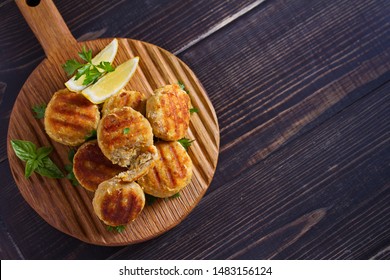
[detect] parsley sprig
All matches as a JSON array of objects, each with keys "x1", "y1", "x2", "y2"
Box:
[
  {"x1": 106, "y1": 225, "x2": 126, "y2": 233},
  {"x1": 62, "y1": 46, "x2": 115, "y2": 86},
  {"x1": 11, "y1": 140, "x2": 64, "y2": 179},
  {"x1": 178, "y1": 138, "x2": 195, "y2": 151},
  {"x1": 32, "y1": 104, "x2": 46, "y2": 119}
]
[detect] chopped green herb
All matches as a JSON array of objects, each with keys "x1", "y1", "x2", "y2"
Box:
[
  {"x1": 123, "y1": 127, "x2": 130, "y2": 134},
  {"x1": 10, "y1": 140, "x2": 64, "y2": 179},
  {"x1": 85, "y1": 129, "x2": 97, "y2": 141},
  {"x1": 145, "y1": 193, "x2": 158, "y2": 205},
  {"x1": 106, "y1": 225, "x2": 126, "y2": 233},
  {"x1": 190, "y1": 107, "x2": 199, "y2": 114},
  {"x1": 170, "y1": 192, "x2": 181, "y2": 198},
  {"x1": 65, "y1": 149, "x2": 79, "y2": 187},
  {"x1": 32, "y1": 104, "x2": 46, "y2": 119},
  {"x1": 62, "y1": 46, "x2": 115, "y2": 86},
  {"x1": 178, "y1": 80, "x2": 189, "y2": 94},
  {"x1": 177, "y1": 138, "x2": 195, "y2": 151},
  {"x1": 164, "y1": 192, "x2": 181, "y2": 201}
]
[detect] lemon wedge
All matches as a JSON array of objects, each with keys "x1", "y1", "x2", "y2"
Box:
[
  {"x1": 65, "y1": 38, "x2": 119, "y2": 92},
  {"x1": 81, "y1": 57, "x2": 139, "y2": 104}
]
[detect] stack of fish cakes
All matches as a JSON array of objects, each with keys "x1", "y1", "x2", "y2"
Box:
[{"x1": 44, "y1": 84, "x2": 194, "y2": 227}]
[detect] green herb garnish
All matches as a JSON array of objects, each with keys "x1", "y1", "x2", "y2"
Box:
[
  {"x1": 84, "y1": 129, "x2": 97, "y2": 141},
  {"x1": 178, "y1": 80, "x2": 189, "y2": 94},
  {"x1": 165, "y1": 192, "x2": 181, "y2": 201},
  {"x1": 177, "y1": 138, "x2": 195, "y2": 151},
  {"x1": 106, "y1": 225, "x2": 126, "y2": 233},
  {"x1": 145, "y1": 193, "x2": 157, "y2": 205},
  {"x1": 32, "y1": 104, "x2": 46, "y2": 119},
  {"x1": 65, "y1": 149, "x2": 79, "y2": 187},
  {"x1": 190, "y1": 107, "x2": 199, "y2": 114},
  {"x1": 123, "y1": 127, "x2": 130, "y2": 134},
  {"x1": 170, "y1": 192, "x2": 181, "y2": 198},
  {"x1": 11, "y1": 140, "x2": 64, "y2": 178},
  {"x1": 62, "y1": 46, "x2": 115, "y2": 86}
]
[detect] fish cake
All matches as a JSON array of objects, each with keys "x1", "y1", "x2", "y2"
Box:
[
  {"x1": 93, "y1": 179, "x2": 145, "y2": 226},
  {"x1": 73, "y1": 140, "x2": 127, "y2": 191},
  {"x1": 137, "y1": 141, "x2": 193, "y2": 198},
  {"x1": 102, "y1": 90, "x2": 146, "y2": 116},
  {"x1": 146, "y1": 84, "x2": 191, "y2": 141},
  {"x1": 97, "y1": 106, "x2": 154, "y2": 167},
  {"x1": 116, "y1": 145, "x2": 158, "y2": 183},
  {"x1": 45, "y1": 89, "x2": 100, "y2": 146}
]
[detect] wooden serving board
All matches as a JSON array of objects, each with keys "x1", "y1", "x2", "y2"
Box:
[{"x1": 6, "y1": 0, "x2": 219, "y2": 246}]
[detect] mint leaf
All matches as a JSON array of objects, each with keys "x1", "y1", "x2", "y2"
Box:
[
  {"x1": 35, "y1": 157, "x2": 64, "y2": 179},
  {"x1": 32, "y1": 104, "x2": 46, "y2": 119},
  {"x1": 11, "y1": 140, "x2": 37, "y2": 161}
]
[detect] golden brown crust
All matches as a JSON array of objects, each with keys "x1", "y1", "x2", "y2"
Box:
[
  {"x1": 44, "y1": 89, "x2": 100, "y2": 146},
  {"x1": 146, "y1": 84, "x2": 191, "y2": 141},
  {"x1": 116, "y1": 145, "x2": 158, "y2": 183},
  {"x1": 93, "y1": 179, "x2": 145, "y2": 226},
  {"x1": 102, "y1": 90, "x2": 146, "y2": 116},
  {"x1": 73, "y1": 141, "x2": 127, "y2": 191},
  {"x1": 97, "y1": 107, "x2": 154, "y2": 167},
  {"x1": 137, "y1": 141, "x2": 193, "y2": 198}
]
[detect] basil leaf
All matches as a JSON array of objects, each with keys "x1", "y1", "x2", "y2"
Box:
[
  {"x1": 36, "y1": 146, "x2": 53, "y2": 160},
  {"x1": 11, "y1": 140, "x2": 37, "y2": 161},
  {"x1": 25, "y1": 159, "x2": 38, "y2": 178},
  {"x1": 35, "y1": 157, "x2": 64, "y2": 179}
]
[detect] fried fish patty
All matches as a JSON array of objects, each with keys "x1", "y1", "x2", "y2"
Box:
[
  {"x1": 73, "y1": 141, "x2": 127, "y2": 191},
  {"x1": 115, "y1": 145, "x2": 158, "y2": 183},
  {"x1": 97, "y1": 106, "x2": 154, "y2": 167},
  {"x1": 146, "y1": 84, "x2": 191, "y2": 141},
  {"x1": 93, "y1": 179, "x2": 145, "y2": 226},
  {"x1": 102, "y1": 90, "x2": 147, "y2": 116},
  {"x1": 45, "y1": 89, "x2": 100, "y2": 146},
  {"x1": 137, "y1": 141, "x2": 193, "y2": 198}
]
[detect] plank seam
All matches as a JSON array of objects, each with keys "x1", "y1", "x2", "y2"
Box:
[{"x1": 173, "y1": 0, "x2": 267, "y2": 55}]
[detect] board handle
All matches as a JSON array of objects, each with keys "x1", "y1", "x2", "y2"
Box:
[{"x1": 16, "y1": 0, "x2": 77, "y2": 57}]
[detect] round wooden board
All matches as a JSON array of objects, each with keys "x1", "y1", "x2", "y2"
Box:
[{"x1": 7, "y1": 37, "x2": 219, "y2": 246}]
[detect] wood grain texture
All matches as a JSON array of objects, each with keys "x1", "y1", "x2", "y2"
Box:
[
  {"x1": 0, "y1": 0, "x2": 389, "y2": 259},
  {"x1": 111, "y1": 82, "x2": 390, "y2": 259},
  {"x1": 6, "y1": 0, "x2": 219, "y2": 246},
  {"x1": 182, "y1": 0, "x2": 390, "y2": 191}
]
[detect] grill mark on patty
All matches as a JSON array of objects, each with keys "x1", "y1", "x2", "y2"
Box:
[
  {"x1": 56, "y1": 92, "x2": 93, "y2": 108},
  {"x1": 50, "y1": 105, "x2": 97, "y2": 122},
  {"x1": 47, "y1": 117, "x2": 87, "y2": 131},
  {"x1": 169, "y1": 143, "x2": 185, "y2": 179},
  {"x1": 74, "y1": 142, "x2": 127, "y2": 191},
  {"x1": 101, "y1": 189, "x2": 142, "y2": 225},
  {"x1": 158, "y1": 143, "x2": 176, "y2": 186}
]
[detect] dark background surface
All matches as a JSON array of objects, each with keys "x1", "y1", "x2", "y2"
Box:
[{"x1": 0, "y1": 0, "x2": 389, "y2": 259}]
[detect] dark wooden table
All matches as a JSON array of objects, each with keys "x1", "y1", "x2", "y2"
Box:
[{"x1": 0, "y1": 0, "x2": 389, "y2": 260}]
